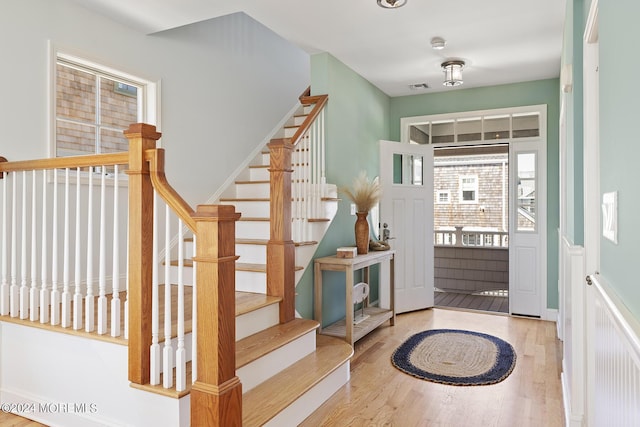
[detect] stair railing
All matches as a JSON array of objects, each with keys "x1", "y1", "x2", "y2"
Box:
[
  {"x1": 0, "y1": 153, "x2": 129, "y2": 334},
  {"x1": 124, "y1": 124, "x2": 241, "y2": 426},
  {"x1": 268, "y1": 89, "x2": 328, "y2": 323},
  {"x1": 0, "y1": 124, "x2": 242, "y2": 426}
]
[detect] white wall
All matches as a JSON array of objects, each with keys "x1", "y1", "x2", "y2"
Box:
[{"x1": 0, "y1": 0, "x2": 310, "y2": 206}]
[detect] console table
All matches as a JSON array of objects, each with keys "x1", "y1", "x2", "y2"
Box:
[{"x1": 314, "y1": 250, "x2": 395, "y2": 345}]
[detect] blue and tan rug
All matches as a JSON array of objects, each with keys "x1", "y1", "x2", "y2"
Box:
[{"x1": 391, "y1": 329, "x2": 516, "y2": 386}]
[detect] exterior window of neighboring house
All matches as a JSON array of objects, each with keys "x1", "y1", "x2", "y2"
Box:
[
  {"x1": 53, "y1": 53, "x2": 157, "y2": 159},
  {"x1": 436, "y1": 190, "x2": 450, "y2": 204},
  {"x1": 459, "y1": 175, "x2": 478, "y2": 203}
]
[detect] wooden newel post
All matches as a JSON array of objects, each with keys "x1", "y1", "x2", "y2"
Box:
[
  {"x1": 191, "y1": 205, "x2": 242, "y2": 427},
  {"x1": 267, "y1": 138, "x2": 296, "y2": 324},
  {"x1": 124, "y1": 123, "x2": 161, "y2": 384}
]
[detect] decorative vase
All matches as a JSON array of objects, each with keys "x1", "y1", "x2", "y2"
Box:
[{"x1": 355, "y1": 211, "x2": 370, "y2": 255}]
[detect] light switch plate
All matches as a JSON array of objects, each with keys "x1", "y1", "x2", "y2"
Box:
[
  {"x1": 602, "y1": 191, "x2": 618, "y2": 244},
  {"x1": 350, "y1": 203, "x2": 356, "y2": 215}
]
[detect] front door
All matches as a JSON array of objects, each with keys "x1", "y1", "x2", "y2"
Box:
[{"x1": 379, "y1": 140, "x2": 434, "y2": 313}]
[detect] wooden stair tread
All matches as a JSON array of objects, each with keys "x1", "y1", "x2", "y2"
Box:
[
  {"x1": 242, "y1": 335, "x2": 353, "y2": 427},
  {"x1": 237, "y1": 263, "x2": 304, "y2": 272},
  {"x1": 236, "y1": 180, "x2": 269, "y2": 185},
  {"x1": 248, "y1": 165, "x2": 269, "y2": 169},
  {"x1": 235, "y1": 291, "x2": 282, "y2": 316},
  {"x1": 236, "y1": 318, "x2": 319, "y2": 368},
  {"x1": 220, "y1": 197, "x2": 269, "y2": 202},
  {"x1": 238, "y1": 217, "x2": 269, "y2": 222}
]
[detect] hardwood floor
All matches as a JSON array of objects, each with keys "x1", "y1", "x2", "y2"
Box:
[
  {"x1": 301, "y1": 307, "x2": 564, "y2": 427},
  {"x1": 1, "y1": 307, "x2": 563, "y2": 427}
]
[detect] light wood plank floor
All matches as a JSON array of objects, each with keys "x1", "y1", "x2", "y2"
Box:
[
  {"x1": 435, "y1": 290, "x2": 509, "y2": 314},
  {"x1": 1, "y1": 308, "x2": 563, "y2": 427},
  {"x1": 301, "y1": 308, "x2": 563, "y2": 427}
]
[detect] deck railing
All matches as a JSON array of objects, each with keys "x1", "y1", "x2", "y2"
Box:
[
  {"x1": 434, "y1": 226, "x2": 509, "y2": 248},
  {"x1": 0, "y1": 124, "x2": 242, "y2": 426}
]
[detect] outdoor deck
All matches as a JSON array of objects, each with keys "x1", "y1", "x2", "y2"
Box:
[{"x1": 434, "y1": 289, "x2": 509, "y2": 314}]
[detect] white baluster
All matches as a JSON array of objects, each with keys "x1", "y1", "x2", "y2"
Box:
[
  {"x1": 85, "y1": 168, "x2": 94, "y2": 332},
  {"x1": 191, "y1": 235, "x2": 197, "y2": 385},
  {"x1": 1, "y1": 170, "x2": 9, "y2": 315},
  {"x1": 73, "y1": 168, "x2": 82, "y2": 330},
  {"x1": 150, "y1": 192, "x2": 160, "y2": 385},
  {"x1": 111, "y1": 165, "x2": 121, "y2": 337},
  {"x1": 50, "y1": 169, "x2": 60, "y2": 325},
  {"x1": 124, "y1": 211, "x2": 129, "y2": 340},
  {"x1": 163, "y1": 205, "x2": 173, "y2": 389},
  {"x1": 9, "y1": 171, "x2": 17, "y2": 317},
  {"x1": 29, "y1": 170, "x2": 39, "y2": 321},
  {"x1": 61, "y1": 168, "x2": 71, "y2": 327},
  {"x1": 305, "y1": 132, "x2": 311, "y2": 242},
  {"x1": 40, "y1": 170, "x2": 49, "y2": 323},
  {"x1": 320, "y1": 109, "x2": 326, "y2": 197},
  {"x1": 97, "y1": 169, "x2": 107, "y2": 334},
  {"x1": 176, "y1": 220, "x2": 186, "y2": 392},
  {"x1": 20, "y1": 171, "x2": 28, "y2": 319}
]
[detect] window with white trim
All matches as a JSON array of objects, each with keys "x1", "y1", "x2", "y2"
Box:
[
  {"x1": 436, "y1": 190, "x2": 450, "y2": 204},
  {"x1": 53, "y1": 53, "x2": 156, "y2": 158},
  {"x1": 459, "y1": 175, "x2": 478, "y2": 203}
]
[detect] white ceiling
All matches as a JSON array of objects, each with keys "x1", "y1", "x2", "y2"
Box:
[{"x1": 75, "y1": 0, "x2": 567, "y2": 97}]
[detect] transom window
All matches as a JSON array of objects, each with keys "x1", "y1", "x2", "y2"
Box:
[{"x1": 53, "y1": 53, "x2": 156, "y2": 158}]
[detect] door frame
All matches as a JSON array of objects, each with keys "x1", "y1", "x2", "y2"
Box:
[{"x1": 400, "y1": 105, "x2": 549, "y2": 319}]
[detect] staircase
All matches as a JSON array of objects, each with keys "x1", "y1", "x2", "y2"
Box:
[
  {"x1": 163, "y1": 99, "x2": 349, "y2": 425},
  {"x1": 0, "y1": 92, "x2": 352, "y2": 426}
]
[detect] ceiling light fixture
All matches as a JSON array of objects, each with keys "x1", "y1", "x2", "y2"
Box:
[
  {"x1": 431, "y1": 37, "x2": 446, "y2": 50},
  {"x1": 441, "y1": 60, "x2": 465, "y2": 87},
  {"x1": 377, "y1": 0, "x2": 407, "y2": 9}
]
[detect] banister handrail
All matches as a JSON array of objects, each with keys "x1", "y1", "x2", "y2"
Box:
[
  {"x1": 289, "y1": 93, "x2": 328, "y2": 147},
  {"x1": 0, "y1": 152, "x2": 129, "y2": 174},
  {"x1": 144, "y1": 148, "x2": 196, "y2": 232}
]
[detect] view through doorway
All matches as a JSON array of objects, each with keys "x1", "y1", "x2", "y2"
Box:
[{"x1": 431, "y1": 144, "x2": 510, "y2": 314}]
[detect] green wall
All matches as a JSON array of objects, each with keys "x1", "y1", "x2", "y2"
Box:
[
  {"x1": 389, "y1": 79, "x2": 560, "y2": 310},
  {"x1": 301, "y1": 54, "x2": 561, "y2": 321},
  {"x1": 295, "y1": 53, "x2": 391, "y2": 322},
  {"x1": 598, "y1": 0, "x2": 640, "y2": 318}
]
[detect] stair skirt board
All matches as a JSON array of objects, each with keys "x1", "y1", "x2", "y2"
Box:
[
  {"x1": 238, "y1": 331, "x2": 316, "y2": 393},
  {"x1": 236, "y1": 302, "x2": 280, "y2": 341},
  {"x1": 0, "y1": 322, "x2": 189, "y2": 427}
]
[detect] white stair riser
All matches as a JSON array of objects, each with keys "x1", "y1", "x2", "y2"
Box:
[
  {"x1": 236, "y1": 244, "x2": 267, "y2": 265},
  {"x1": 236, "y1": 302, "x2": 279, "y2": 341},
  {"x1": 236, "y1": 182, "x2": 270, "y2": 198},
  {"x1": 250, "y1": 167, "x2": 270, "y2": 181},
  {"x1": 264, "y1": 360, "x2": 351, "y2": 427},
  {"x1": 237, "y1": 221, "x2": 270, "y2": 240},
  {"x1": 220, "y1": 200, "x2": 270, "y2": 218},
  {"x1": 260, "y1": 153, "x2": 271, "y2": 165},
  {"x1": 235, "y1": 270, "x2": 266, "y2": 294},
  {"x1": 238, "y1": 332, "x2": 316, "y2": 393},
  {"x1": 293, "y1": 115, "x2": 307, "y2": 126},
  {"x1": 284, "y1": 127, "x2": 298, "y2": 138}
]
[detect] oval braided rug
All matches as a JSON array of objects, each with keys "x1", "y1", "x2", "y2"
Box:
[{"x1": 391, "y1": 329, "x2": 516, "y2": 386}]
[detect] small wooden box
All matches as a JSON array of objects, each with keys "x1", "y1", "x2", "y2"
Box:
[{"x1": 336, "y1": 247, "x2": 357, "y2": 258}]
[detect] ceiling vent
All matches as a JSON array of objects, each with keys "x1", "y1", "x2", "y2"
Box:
[{"x1": 409, "y1": 83, "x2": 430, "y2": 90}]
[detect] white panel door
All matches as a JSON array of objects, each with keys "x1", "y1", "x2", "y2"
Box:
[
  {"x1": 509, "y1": 140, "x2": 546, "y2": 317},
  {"x1": 379, "y1": 140, "x2": 434, "y2": 313}
]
